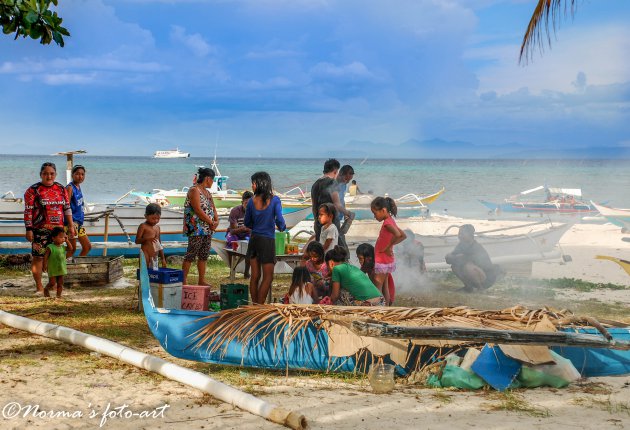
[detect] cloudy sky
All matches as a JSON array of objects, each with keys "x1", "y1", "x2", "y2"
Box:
[{"x1": 0, "y1": 0, "x2": 628, "y2": 157}]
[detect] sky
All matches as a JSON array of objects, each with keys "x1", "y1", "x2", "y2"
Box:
[{"x1": 0, "y1": 0, "x2": 629, "y2": 158}]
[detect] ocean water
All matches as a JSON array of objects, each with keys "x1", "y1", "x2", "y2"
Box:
[{"x1": 1, "y1": 155, "x2": 629, "y2": 219}]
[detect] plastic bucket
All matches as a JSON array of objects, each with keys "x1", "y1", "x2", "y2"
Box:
[{"x1": 368, "y1": 363, "x2": 395, "y2": 394}]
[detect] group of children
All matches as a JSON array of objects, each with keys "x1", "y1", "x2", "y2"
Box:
[{"x1": 287, "y1": 196, "x2": 407, "y2": 306}]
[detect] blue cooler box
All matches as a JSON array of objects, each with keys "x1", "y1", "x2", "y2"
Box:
[{"x1": 137, "y1": 268, "x2": 184, "y2": 284}]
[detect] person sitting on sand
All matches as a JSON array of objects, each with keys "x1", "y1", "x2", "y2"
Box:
[
  {"x1": 136, "y1": 203, "x2": 167, "y2": 270},
  {"x1": 445, "y1": 224, "x2": 500, "y2": 292}
]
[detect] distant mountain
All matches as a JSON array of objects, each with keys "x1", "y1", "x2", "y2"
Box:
[{"x1": 333, "y1": 138, "x2": 630, "y2": 159}]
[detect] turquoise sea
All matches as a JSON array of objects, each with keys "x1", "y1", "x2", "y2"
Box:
[{"x1": 1, "y1": 155, "x2": 629, "y2": 219}]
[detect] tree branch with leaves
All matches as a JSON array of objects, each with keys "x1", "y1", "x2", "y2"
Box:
[{"x1": 1, "y1": 0, "x2": 69, "y2": 47}]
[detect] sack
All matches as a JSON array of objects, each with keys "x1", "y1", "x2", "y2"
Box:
[{"x1": 428, "y1": 364, "x2": 485, "y2": 390}]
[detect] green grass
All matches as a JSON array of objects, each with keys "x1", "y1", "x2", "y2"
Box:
[{"x1": 485, "y1": 392, "x2": 550, "y2": 418}]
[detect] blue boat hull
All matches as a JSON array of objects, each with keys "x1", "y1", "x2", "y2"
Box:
[
  {"x1": 140, "y1": 257, "x2": 359, "y2": 372},
  {"x1": 140, "y1": 257, "x2": 630, "y2": 376}
]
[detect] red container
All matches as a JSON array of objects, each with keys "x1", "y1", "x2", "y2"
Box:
[{"x1": 181, "y1": 285, "x2": 211, "y2": 311}]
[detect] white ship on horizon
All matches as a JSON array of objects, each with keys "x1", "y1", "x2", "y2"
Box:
[{"x1": 153, "y1": 148, "x2": 190, "y2": 158}]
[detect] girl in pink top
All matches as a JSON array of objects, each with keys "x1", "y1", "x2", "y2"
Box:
[{"x1": 371, "y1": 197, "x2": 407, "y2": 305}]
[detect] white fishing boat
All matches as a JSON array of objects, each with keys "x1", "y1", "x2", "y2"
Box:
[
  {"x1": 0, "y1": 194, "x2": 312, "y2": 257},
  {"x1": 345, "y1": 219, "x2": 571, "y2": 267},
  {"x1": 591, "y1": 201, "x2": 630, "y2": 231},
  {"x1": 153, "y1": 148, "x2": 190, "y2": 158}
]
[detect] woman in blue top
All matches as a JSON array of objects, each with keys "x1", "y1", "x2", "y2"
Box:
[
  {"x1": 65, "y1": 165, "x2": 92, "y2": 257},
  {"x1": 244, "y1": 171, "x2": 286, "y2": 304}
]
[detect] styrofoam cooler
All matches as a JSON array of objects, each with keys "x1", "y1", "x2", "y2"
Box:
[
  {"x1": 181, "y1": 285, "x2": 212, "y2": 311},
  {"x1": 237, "y1": 240, "x2": 249, "y2": 254},
  {"x1": 150, "y1": 282, "x2": 182, "y2": 309}
]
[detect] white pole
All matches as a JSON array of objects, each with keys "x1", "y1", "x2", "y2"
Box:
[{"x1": 0, "y1": 310, "x2": 308, "y2": 430}]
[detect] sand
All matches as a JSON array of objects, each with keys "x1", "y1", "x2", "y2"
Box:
[{"x1": 1, "y1": 216, "x2": 629, "y2": 429}]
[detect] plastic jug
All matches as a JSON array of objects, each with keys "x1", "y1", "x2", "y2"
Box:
[{"x1": 275, "y1": 231, "x2": 286, "y2": 255}]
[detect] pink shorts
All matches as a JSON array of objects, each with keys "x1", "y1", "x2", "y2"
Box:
[{"x1": 374, "y1": 262, "x2": 396, "y2": 274}]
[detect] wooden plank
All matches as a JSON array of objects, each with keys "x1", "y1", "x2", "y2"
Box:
[{"x1": 350, "y1": 321, "x2": 630, "y2": 350}]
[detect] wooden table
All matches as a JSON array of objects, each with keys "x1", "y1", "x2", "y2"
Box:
[{"x1": 225, "y1": 249, "x2": 303, "y2": 302}]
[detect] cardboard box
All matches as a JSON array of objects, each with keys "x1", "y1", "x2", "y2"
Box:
[{"x1": 181, "y1": 285, "x2": 211, "y2": 311}]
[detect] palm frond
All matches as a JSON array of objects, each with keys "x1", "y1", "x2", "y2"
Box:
[
  {"x1": 189, "y1": 304, "x2": 621, "y2": 373},
  {"x1": 520, "y1": 0, "x2": 578, "y2": 64}
]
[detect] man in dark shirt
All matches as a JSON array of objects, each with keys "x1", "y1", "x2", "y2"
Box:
[
  {"x1": 445, "y1": 224, "x2": 500, "y2": 292},
  {"x1": 310, "y1": 159, "x2": 351, "y2": 250}
]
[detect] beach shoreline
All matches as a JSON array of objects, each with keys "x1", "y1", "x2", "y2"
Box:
[{"x1": 1, "y1": 215, "x2": 629, "y2": 429}]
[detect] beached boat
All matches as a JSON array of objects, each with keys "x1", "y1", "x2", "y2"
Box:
[
  {"x1": 153, "y1": 148, "x2": 190, "y2": 158},
  {"x1": 279, "y1": 187, "x2": 445, "y2": 221},
  {"x1": 591, "y1": 202, "x2": 630, "y2": 231},
  {"x1": 596, "y1": 256, "x2": 630, "y2": 278},
  {"x1": 346, "y1": 219, "x2": 571, "y2": 267},
  {"x1": 138, "y1": 257, "x2": 630, "y2": 377},
  {"x1": 480, "y1": 186, "x2": 597, "y2": 215},
  {"x1": 0, "y1": 202, "x2": 311, "y2": 257}
]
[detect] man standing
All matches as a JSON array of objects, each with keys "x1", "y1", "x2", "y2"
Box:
[
  {"x1": 445, "y1": 224, "x2": 501, "y2": 292},
  {"x1": 335, "y1": 165, "x2": 353, "y2": 219},
  {"x1": 311, "y1": 159, "x2": 353, "y2": 250}
]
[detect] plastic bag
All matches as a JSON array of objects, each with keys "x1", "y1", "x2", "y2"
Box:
[
  {"x1": 517, "y1": 351, "x2": 580, "y2": 388},
  {"x1": 428, "y1": 365, "x2": 486, "y2": 390}
]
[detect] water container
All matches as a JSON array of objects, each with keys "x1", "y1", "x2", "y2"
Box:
[
  {"x1": 275, "y1": 231, "x2": 286, "y2": 255},
  {"x1": 368, "y1": 363, "x2": 395, "y2": 394}
]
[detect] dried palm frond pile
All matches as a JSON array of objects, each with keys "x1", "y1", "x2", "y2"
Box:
[{"x1": 191, "y1": 304, "x2": 625, "y2": 373}]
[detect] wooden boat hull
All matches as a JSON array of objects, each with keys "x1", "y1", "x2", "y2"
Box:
[{"x1": 139, "y1": 258, "x2": 630, "y2": 377}]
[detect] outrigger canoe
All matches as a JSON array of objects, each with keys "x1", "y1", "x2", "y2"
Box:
[
  {"x1": 480, "y1": 186, "x2": 597, "y2": 215},
  {"x1": 139, "y1": 256, "x2": 630, "y2": 377}
]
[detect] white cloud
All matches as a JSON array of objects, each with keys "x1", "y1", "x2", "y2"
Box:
[
  {"x1": 467, "y1": 24, "x2": 630, "y2": 95},
  {"x1": 310, "y1": 61, "x2": 375, "y2": 80},
  {"x1": 170, "y1": 25, "x2": 215, "y2": 57},
  {"x1": 42, "y1": 73, "x2": 97, "y2": 85}
]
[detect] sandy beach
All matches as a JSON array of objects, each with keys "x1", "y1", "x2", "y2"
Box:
[{"x1": 1, "y1": 215, "x2": 629, "y2": 429}]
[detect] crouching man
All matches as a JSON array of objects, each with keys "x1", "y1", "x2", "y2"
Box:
[{"x1": 445, "y1": 224, "x2": 501, "y2": 292}]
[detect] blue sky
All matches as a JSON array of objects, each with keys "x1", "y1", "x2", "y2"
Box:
[{"x1": 0, "y1": 0, "x2": 628, "y2": 157}]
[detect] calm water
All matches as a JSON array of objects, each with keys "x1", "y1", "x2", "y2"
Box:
[{"x1": 1, "y1": 155, "x2": 629, "y2": 218}]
